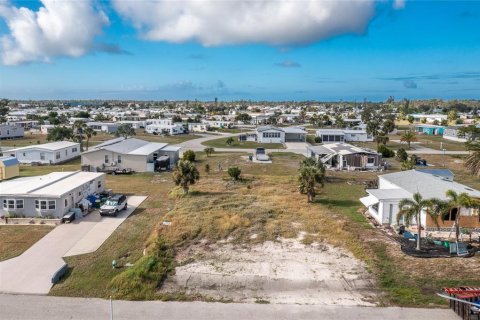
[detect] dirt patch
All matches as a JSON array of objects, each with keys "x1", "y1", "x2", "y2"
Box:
[{"x1": 160, "y1": 235, "x2": 377, "y2": 305}]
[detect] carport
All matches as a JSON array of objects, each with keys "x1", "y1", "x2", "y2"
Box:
[{"x1": 283, "y1": 127, "x2": 307, "y2": 142}]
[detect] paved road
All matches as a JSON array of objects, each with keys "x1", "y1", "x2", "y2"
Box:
[
  {"x1": 0, "y1": 196, "x2": 146, "y2": 294},
  {"x1": 0, "y1": 294, "x2": 458, "y2": 320}
]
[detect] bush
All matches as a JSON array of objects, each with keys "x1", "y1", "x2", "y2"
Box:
[
  {"x1": 314, "y1": 136, "x2": 322, "y2": 143},
  {"x1": 377, "y1": 144, "x2": 395, "y2": 158},
  {"x1": 227, "y1": 166, "x2": 242, "y2": 180},
  {"x1": 182, "y1": 149, "x2": 196, "y2": 162},
  {"x1": 396, "y1": 148, "x2": 408, "y2": 162}
]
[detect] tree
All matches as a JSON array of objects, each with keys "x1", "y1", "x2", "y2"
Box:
[
  {"x1": 204, "y1": 147, "x2": 215, "y2": 157},
  {"x1": 334, "y1": 115, "x2": 345, "y2": 128},
  {"x1": 297, "y1": 158, "x2": 326, "y2": 202},
  {"x1": 441, "y1": 119, "x2": 448, "y2": 126},
  {"x1": 172, "y1": 160, "x2": 200, "y2": 194},
  {"x1": 421, "y1": 117, "x2": 427, "y2": 124},
  {"x1": 235, "y1": 113, "x2": 252, "y2": 123},
  {"x1": 47, "y1": 126, "x2": 73, "y2": 141},
  {"x1": 401, "y1": 158, "x2": 416, "y2": 171},
  {"x1": 366, "y1": 119, "x2": 382, "y2": 144},
  {"x1": 397, "y1": 192, "x2": 436, "y2": 251},
  {"x1": 84, "y1": 127, "x2": 97, "y2": 151},
  {"x1": 0, "y1": 99, "x2": 9, "y2": 123},
  {"x1": 227, "y1": 166, "x2": 242, "y2": 181},
  {"x1": 75, "y1": 111, "x2": 90, "y2": 118},
  {"x1": 407, "y1": 115, "x2": 414, "y2": 124},
  {"x1": 377, "y1": 144, "x2": 394, "y2": 158},
  {"x1": 375, "y1": 135, "x2": 389, "y2": 146},
  {"x1": 431, "y1": 190, "x2": 479, "y2": 243},
  {"x1": 396, "y1": 148, "x2": 408, "y2": 162},
  {"x1": 382, "y1": 119, "x2": 395, "y2": 134},
  {"x1": 465, "y1": 143, "x2": 480, "y2": 176},
  {"x1": 400, "y1": 130, "x2": 417, "y2": 149},
  {"x1": 182, "y1": 149, "x2": 196, "y2": 162},
  {"x1": 447, "y1": 109, "x2": 459, "y2": 123},
  {"x1": 172, "y1": 115, "x2": 183, "y2": 123},
  {"x1": 226, "y1": 137, "x2": 234, "y2": 146},
  {"x1": 115, "y1": 124, "x2": 135, "y2": 139},
  {"x1": 72, "y1": 121, "x2": 87, "y2": 151}
]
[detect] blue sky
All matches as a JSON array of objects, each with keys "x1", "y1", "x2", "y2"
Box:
[{"x1": 0, "y1": 0, "x2": 479, "y2": 101}]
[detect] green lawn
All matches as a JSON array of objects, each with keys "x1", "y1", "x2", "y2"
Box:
[
  {"x1": 0, "y1": 226, "x2": 54, "y2": 261},
  {"x1": 202, "y1": 136, "x2": 284, "y2": 149}
]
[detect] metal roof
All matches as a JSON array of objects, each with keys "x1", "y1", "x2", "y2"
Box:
[
  {"x1": 379, "y1": 170, "x2": 480, "y2": 200},
  {"x1": 310, "y1": 143, "x2": 378, "y2": 156},
  {"x1": 0, "y1": 156, "x2": 19, "y2": 167},
  {"x1": 0, "y1": 171, "x2": 104, "y2": 197},
  {"x1": 415, "y1": 169, "x2": 454, "y2": 179},
  {"x1": 128, "y1": 142, "x2": 168, "y2": 155},
  {"x1": 10, "y1": 141, "x2": 79, "y2": 152},
  {"x1": 85, "y1": 137, "x2": 176, "y2": 156}
]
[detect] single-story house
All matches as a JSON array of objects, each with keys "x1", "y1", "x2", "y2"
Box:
[
  {"x1": 6, "y1": 120, "x2": 38, "y2": 130},
  {"x1": 186, "y1": 123, "x2": 209, "y2": 133},
  {"x1": 414, "y1": 124, "x2": 445, "y2": 135},
  {"x1": 145, "y1": 119, "x2": 185, "y2": 135},
  {"x1": 0, "y1": 171, "x2": 105, "y2": 218},
  {"x1": 307, "y1": 143, "x2": 382, "y2": 171},
  {"x1": 410, "y1": 114, "x2": 447, "y2": 124},
  {"x1": 0, "y1": 124, "x2": 24, "y2": 140},
  {"x1": 443, "y1": 125, "x2": 478, "y2": 143},
  {"x1": 81, "y1": 137, "x2": 181, "y2": 172},
  {"x1": 118, "y1": 121, "x2": 145, "y2": 129},
  {"x1": 86, "y1": 122, "x2": 119, "y2": 134},
  {"x1": 8, "y1": 141, "x2": 81, "y2": 164},
  {"x1": 256, "y1": 126, "x2": 306, "y2": 143},
  {"x1": 202, "y1": 120, "x2": 233, "y2": 129},
  {"x1": 360, "y1": 170, "x2": 480, "y2": 230},
  {"x1": 315, "y1": 129, "x2": 373, "y2": 143},
  {"x1": 0, "y1": 156, "x2": 20, "y2": 180}
]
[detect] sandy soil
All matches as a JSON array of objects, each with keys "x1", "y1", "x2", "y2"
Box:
[{"x1": 160, "y1": 234, "x2": 377, "y2": 305}]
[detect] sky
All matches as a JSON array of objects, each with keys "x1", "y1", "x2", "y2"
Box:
[{"x1": 0, "y1": 0, "x2": 479, "y2": 102}]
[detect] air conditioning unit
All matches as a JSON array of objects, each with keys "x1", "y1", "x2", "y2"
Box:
[{"x1": 110, "y1": 162, "x2": 117, "y2": 166}]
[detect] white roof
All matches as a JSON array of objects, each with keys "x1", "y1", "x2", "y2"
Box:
[
  {"x1": 161, "y1": 145, "x2": 182, "y2": 152},
  {"x1": 316, "y1": 129, "x2": 345, "y2": 135},
  {"x1": 128, "y1": 143, "x2": 168, "y2": 155},
  {"x1": 0, "y1": 171, "x2": 104, "y2": 198},
  {"x1": 10, "y1": 141, "x2": 79, "y2": 152},
  {"x1": 379, "y1": 170, "x2": 480, "y2": 200},
  {"x1": 282, "y1": 127, "x2": 306, "y2": 134}
]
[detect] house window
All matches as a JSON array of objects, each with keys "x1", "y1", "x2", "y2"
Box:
[
  {"x1": 7, "y1": 200, "x2": 15, "y2": 209},
  {"x1": 56, "y1": 152, "x2": 61, "y2": 160},
  {"x1": 98, "y1": 181, "x2": 102, "y2": 189},
  {"x1": 16, "y1": 200, "x2": 24, "y2": 209},
  {"x1": 40, "y1": 152, "x2": 45, "y2": 160},
  {"x1": 65, "y1": 150, "x2": 68, "y2": 156},
  {"x1": 23, "y1": 152, "x2": 26, "y2": 157},
  {"x1": 367, "y1": 157, "x2": 375, "y2": 164},
  {"x1": 35, "y1": 200, "x2": 39, "y2": 209},
  {"x1": 72, "y1": 147, "x2": 77, "y2": 152},
  {"x1": 443, "y1": 208, "x2": 458, "y2": 221},
  {"x1": 65, "y1": 199, "x2": 68, "y2": 207},
  {"x1": 2, "y1": 200, "x2": 6, "y2": 209},
  {"x1": 48, "y1": 200, "x2": 56, "y2": 210},
  {"x1": 40, "y1": 201, "x2": 47, "y2": 210},
  {"x1": 105, "y1": 155, "x2": 109, "y2": 164},
  {"x1": 117, "y1": 155, "x2": 122, "y2": 164}
]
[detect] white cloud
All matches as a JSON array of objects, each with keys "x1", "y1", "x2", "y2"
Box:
[
  {"x1": 112, "y1": 0, "x2": 377, "y2": 46},
  {"x1": 393, "y1": 0, "x2": 406, "y2": 9},
  {"x1": 0, "y1": 0, "x2": 108, "y2": 65}
]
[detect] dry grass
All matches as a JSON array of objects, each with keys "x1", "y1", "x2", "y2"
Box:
[{"x1": 0, "y1": 225, "x2": 53, "y2": 261}]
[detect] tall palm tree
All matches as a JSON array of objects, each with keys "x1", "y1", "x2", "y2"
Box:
[
  {"x1": 298, "y1": 158, "x2": 326, "y2": 202},
  {"x1": 72, "y1": 120, "x2": 87, "y2": 151},
  {"x1": 84, "y1": 127, "x2": 97, "y2": 151},
  {"x1": 431, "y1": 190, "x2": 479, "y2": 242},
  {"x1": 397, "y1": 192, "x2": 436, "y2": 251},
  {"x1": 465, "y1": 143, "x2": 480, "y2": 177},
  {"x1": 172, "y1": 160, "x2": 200, "y2": 194},
  {"x1": 400, "y1": 130, "x2": 417, "y2": 149}
]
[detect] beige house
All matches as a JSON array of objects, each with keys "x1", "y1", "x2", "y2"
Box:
[
  {"x1": 0, "y1": 156, "x2": 20, "y2": 181},
  {"x1": 81, "y1": 137, "x2": 181, "y2": 172}
]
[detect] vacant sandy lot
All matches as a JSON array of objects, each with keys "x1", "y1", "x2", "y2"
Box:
[{"x1": 161, "y1": 234, "x2": 377, "y2": 305}]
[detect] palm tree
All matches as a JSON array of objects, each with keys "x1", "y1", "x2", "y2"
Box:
[
  {"x1": 400, "y1": 130, "x2": 417, "y2": 149},
  {"x1": 397, "y1": 192, "x2": 436, "y2": 251},
  {"x1": 204, "y1": 147, "x2": 215, "y2": 157},
  {"x1": 375, "y1": 135, "x2": 389, "y2": 146},
  {"x1": 431, "y1": 190, "x2": 479, "y2": 242},
  {"x1": 226, "y1": 137, "x2": 234, "y2": 146},
  {"x1": 72, "y1": 120, "x2": 87, "y2": 151},
  {"x1": 298, "y1": 158, "x2": 326, "y2": 202},
  {"x1": 172, "y1": 160, "x2": 200, "y2": 194},
  {"x1": 465, "y1": 143, "x2": 480, "y2": 177},
  {"x1": 115, "y1": 124, "x2": 135, "y2": 139},
  {"x1": 84, "y1": 127, "x2": 97, "y2": 151}
]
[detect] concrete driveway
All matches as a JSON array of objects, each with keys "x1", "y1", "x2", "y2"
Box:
[{"x1": 0, "y1": 196, "x2": 146, "y2": 295}]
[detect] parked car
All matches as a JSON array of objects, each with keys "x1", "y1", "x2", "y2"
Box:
[{"x1": 99, "y1": 194, "x2": 128, "y2": 217}]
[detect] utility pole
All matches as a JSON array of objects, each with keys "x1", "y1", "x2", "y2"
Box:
[{"x1": 110, "y1": 296, "x2": 113, "y2": 320}]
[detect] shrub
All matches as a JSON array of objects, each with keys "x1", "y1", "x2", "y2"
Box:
[
  {"x1": 182, "y1": 150, "x2": 196, "y2": 162},
  {"x1": 227, "y1": 166, "x2": 242, "y2": 181},
  {"x1": 205, "y1": 163, "x2": 210, "y2": 174},
  {"x1": 377, "y1": 144, "x2": 395, "y2": 158},
  {"x1": 314, "y1": 136, "x2": 322, "y2": 143},
  {"x1": 396, "y1": 148, "x2": 408, "y2": 162}
]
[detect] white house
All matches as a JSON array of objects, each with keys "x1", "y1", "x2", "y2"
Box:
[
  {"x1": 0, "y1": 124, "x2": 24, "y2": 140},
  {"x1": 118, "y1": 120, "x2": 145, "y2": 129},
  {"x1": 0, "y1": 171, "x2": 105, "y2": 218},
  {"x1": 256, "y1": 126, "x2": 306, "y2": 143},
  {"x1": 9, "y1": 141, "x2": 80, "y2": 164},
  {"x1": 81, "y1": 137, "x2": 181, "y2": 172},
  {"x1": 308, "y1": 143, "x2": 382, "y2": 171},
  {"x1": 145, "y1": 119, "x2": 185, "y2": 135},
  {"x1": 202, "y1": 119, "x2": 233, "y2": 129},
  {"x1": 315, "y1": 128, "x2": 373, "y2": 143},
  {"x1": 360, "y1": 170, "x2": 480, "y2": 229},
  {"x1": 186, "y1": 123, "x2": 209, "y2": 132},
  {"x1": 410, "y1": 114, "x2": 447, "y2": 124},
  {"x1": 86, "y1": 122, "x2": 119, "y2": 134}
]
